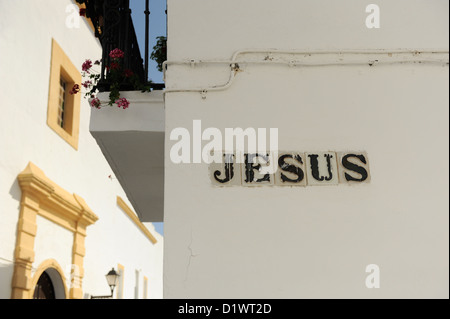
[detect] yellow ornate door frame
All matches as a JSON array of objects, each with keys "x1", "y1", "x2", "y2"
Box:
[{"x1": 11, "y1": 162, "x2": 98, "y2": 299}]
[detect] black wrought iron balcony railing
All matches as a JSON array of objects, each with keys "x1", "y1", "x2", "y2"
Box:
[{"x1": 76, "y1": 0, "x2": 164, "y2": 91}]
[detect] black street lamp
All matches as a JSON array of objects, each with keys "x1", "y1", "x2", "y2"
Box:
[{"x1": 91, "y1": 268, "x2": 120, "y2": 299}]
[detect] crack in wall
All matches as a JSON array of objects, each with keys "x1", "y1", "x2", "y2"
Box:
[{"x1": 184, "y1": 228, "x2": 200, "y2": 286}]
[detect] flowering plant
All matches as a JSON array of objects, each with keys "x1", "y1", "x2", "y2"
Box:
[
  {"x1": 71, "y1": 48, "x2": 144, "y2": 109},
  {"x1": 150, "y1": 36, "x2": 167, "y2": 73}
]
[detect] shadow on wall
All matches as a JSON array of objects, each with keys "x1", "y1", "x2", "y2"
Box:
[
  {"x1": 8, "y1": 177, "x2": 21, "y2": 248},
  {"x1": 0, "y1": 261, "x2": 14, "y2": 299},
  {"x1": 9, "y1": 176, "x2": 21, "y2": 203},
  {"x1": 3, "y1": 177, "x2": 21, "y2": 299}
]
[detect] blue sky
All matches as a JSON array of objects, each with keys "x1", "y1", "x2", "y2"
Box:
[
  {"x1": 130, "y1": 0, "x2": 166, "y2": 84},
  {"x1": 130, "y1": 0, "x2": 166, "y2": 236}
]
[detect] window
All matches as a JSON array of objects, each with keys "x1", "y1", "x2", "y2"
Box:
[
  {"x1": 58, "y1": 78, "x2": 67, "y2": 129},
  {"x1": 47, "y1": 39, "x2": 81, "y2": 150}
]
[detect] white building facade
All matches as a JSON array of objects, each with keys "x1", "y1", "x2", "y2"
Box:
[
  {"x1": 161, "y1": 0, "x2": 448, "y2": 298},
  {"x1": 0, "y1": 0, "x2": 163, "y2": 299},
  {"x1": 88, "y1": 0, "x2": 448, "y2": 299}
]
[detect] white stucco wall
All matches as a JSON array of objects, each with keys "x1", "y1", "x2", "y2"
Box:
[
  {"x1": 32, "y1": 215, "x2": 74, "y2": 280},
  {"x1": 0, "y1": 0, "x2": 162, "y2": 299},
  {"x1": 164, "y1": 0, "x2": 449, "y2": 298}
]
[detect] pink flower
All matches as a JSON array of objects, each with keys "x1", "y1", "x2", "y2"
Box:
[
  {"x1": 82, "y1": 80, "x2": 92, "y2": 88},
  {"x1": 82, "y1": 59, "x2": 93, "y2": 73},
  {"x1": 115, "y1": 98, "x2": 130, "y2": 109},
  {"x1": 123, "y1": 69, "x2": 133, "y2": 77},
  {"x1": 90, "y1": 97, "x2": 101, "y2": 109},
  {"x1": 70, "y1": 84, "x2": 80, "y2": 95},
  {"x1": 110, "y1": 62, "x2": 120, "y2": 70},
  {"x1": 109, "y1": 48, "x2": 124, "y2": 59},
  {"x1": 106, "y1": 62, "x2": 120, "y2": 71}
]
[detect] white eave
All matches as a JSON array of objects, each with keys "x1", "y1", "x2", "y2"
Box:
[{"x1": 90, "y1": 90, "x2": 165, "y2": 222}]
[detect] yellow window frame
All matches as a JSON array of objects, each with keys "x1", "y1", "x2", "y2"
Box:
[{"x1": 47, "y1": 39, "x2": 81, "y2": 150}]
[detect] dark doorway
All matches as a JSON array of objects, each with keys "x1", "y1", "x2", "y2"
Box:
[{"x1": 33, "y1": 271, "x2": 55, "y2": 299}]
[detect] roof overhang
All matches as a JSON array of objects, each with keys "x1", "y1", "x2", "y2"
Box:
[{"x1": 90, "y1": 90, "x2": 164, "y2": 222}]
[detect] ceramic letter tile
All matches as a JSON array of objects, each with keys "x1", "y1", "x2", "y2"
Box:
[
  {"x1": 209, "y1": 153, "x2": 241, "y2": 186},
  {"x1": 241, "y1": 153, "x2": 275, "y2": 186},
  {"x1": 337, "y1": 152, "x2": 371, "y2": 184},
  {"x1": 275, "y1": 152, "x2": 307, "y2": 186},
  {"x1": 305, "y1": 152, "x2": 339, "y2": 186}
]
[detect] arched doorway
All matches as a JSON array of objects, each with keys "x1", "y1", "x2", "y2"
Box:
[
  {"x1": 32, "y1": 267, "x2": 66, "y2": 299},
  {"x1": 33, "y1": 271, "x2": 55, "y2": 299}
]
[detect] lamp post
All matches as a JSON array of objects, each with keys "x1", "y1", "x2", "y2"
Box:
[{"x1": 91, "y1": 268, "x2": 120, "y2": 299}]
